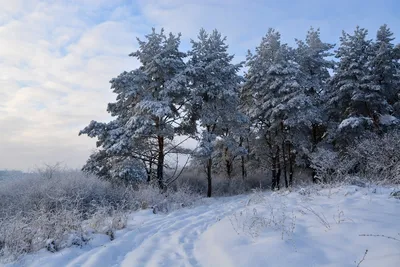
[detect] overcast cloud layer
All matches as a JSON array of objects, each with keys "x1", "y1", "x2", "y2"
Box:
[{"x1": 1, "y1": 0, "x2": 399, "y2": 170}]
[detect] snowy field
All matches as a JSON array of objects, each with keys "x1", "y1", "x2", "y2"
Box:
[{"x1": 5, "y1": 185, "x2": 400, "y2": 267}]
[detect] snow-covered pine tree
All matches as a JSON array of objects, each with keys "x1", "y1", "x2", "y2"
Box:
[
  {"x1": 327, "y1": 26, "x2": 381, "y2": 146},
  {"x1": 295, "y1": 27, "x2": 335, "y2": 96},
  {"x1": 185, "y1": 29, "x2": 244, "y2": 197},
  {"x1": 212, "y1": 87, "x2": 249, "y2": 180},
  {"x1": 295, "y1": 27, "x2": 335, "y2": 182},
  {"x1": 79, "y1": 119, "x2": 149, "y2": 185},
  {"x1": 244, "y1": 29, "x2": 306, "y2": 189},
  {"x1": 80, "y1": 29, "x2": 189, "y2": 188},
  {"x1": 367, "y1": 24, "x2": 400, "y2": 126},
  {"x1": 212, "y1": 120, "x2": 249, "y2": 179}
]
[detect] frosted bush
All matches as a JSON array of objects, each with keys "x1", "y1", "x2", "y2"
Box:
[
  {"x1": 229, "y1": 197, "x2": 296, "y2": 240},
  {"x1": 139, "y1": 183, "x2": 201, "y2": 214},
  {"x1": 346, "y1": 131, "x2": 400, "y2": 184},
  {"x1": 0, "y1": 166, "x2": 202, "y2": 263},
  {"x1": 0, "y1": 170, "x2": 131, "y2": 263},
  {"x1": 86, "y1": 207, "x2": 128, "y2": 240},
  {"x1": 309, "y1": 148, "x2": 340, "y2": 183},
  {"x1": 0, "y1": 208, "x2": 87, "y2": 262}
]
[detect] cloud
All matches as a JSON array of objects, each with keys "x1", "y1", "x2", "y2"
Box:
[
  {"x1": 0, "y1": 0, "x2": 143, "y2": 170},
  {"x1": 1, "y1": 0, "x2": 399, "y2": 170}
]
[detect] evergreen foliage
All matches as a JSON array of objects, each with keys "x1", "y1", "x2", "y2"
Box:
[{"x1": 81, "y1": 25, "x2": 400, "y2": 195}]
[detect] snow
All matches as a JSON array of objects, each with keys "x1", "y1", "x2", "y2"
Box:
[
  {"x1": 338, "y1": 117, "x2": 372, "y2": 130},
  {"x1": 5, "y1": 186, "x2": 400, "y2": 267},
  {"x1": 379, "y1": 114, "x2": 398, "y2": 125}
]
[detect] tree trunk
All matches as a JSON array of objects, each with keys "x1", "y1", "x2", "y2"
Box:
[
  {"x1": 312, "y1": 125, "x2": 317, "y2": 145},
  {"x1": 240, "y1": 136, "x2": 247, "y2": 180},
  {"x1": 226, "y1": 160, "x2": 233, "y2": 179},
  {"x1": 145, "y1": 160, "x2": 152, "y2": 183},
  {"x1": 312, "y1": 169, "x2": 317, "y2": 183},
  {"x1": 267, "y1": 133, "x2": 277, "y2": 190},
  {"x1": 241, "y1": 155, "x2": 246, "y2": 180},
  {"x1": 207, "y1": 158, "x2": 212, "y2": 197},
  {"x1": 311, "y1": 125, "x2": 318, "y2": 183},
  {"x1": 271, "y1": 152, "x2": 277, "y2": 190},
  {"x1": 282, "y1": 140, "x2": 288, "y2": 188},
  {"x1": 147, "y1": 169, "x2": 152, "y2": 183},
  {"x1": 364, "y1": 102, "x2": 380, "y2": 131},
  {"x1": 225, "y1": 147, "x2": 233, "y2": 179},
  {"x1": 246, "y1": 136, "x2": 251, "y2": 162},
  {"x1": 288, "y1": 143, "x2": 294, "y2": 187},
  {"x1": 157, "y1": 135, "x2": 164, "y2": 189},
  {"x1": 276, "y1": 145, "x2": 281, "y2": 190}
]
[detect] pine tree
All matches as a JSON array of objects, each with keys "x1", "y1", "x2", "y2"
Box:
[
  {"x1": 79, "y1": 119, "x2": 149, "y2": 185},
  {"x1": 244, "y1": 29, "x2": 304, "y2": 189},
  {"x1": 296, "y1": 27, "x2": 335, "y2": 95},
  {"x1": 212, "y1": 120, "x2": 248, "y2": 179},
  {"x1": 295, "y1": 27, "x2": 335, "y2": 182},
  {"x1": 367, "y1": 24, "x2": 400, "y2": 126},
  {"x1": 185, "y1": 29, "x2": 244, "y2": 197},
  {"x1": 80, "y1": 29, "x2": 189, "y2": 187},
  {"x1": 328, "y1": 27, "x2": 379, "y2": 146}
]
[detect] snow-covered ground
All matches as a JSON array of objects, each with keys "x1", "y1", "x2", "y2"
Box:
[{"x1": 5, "y1": 185, "x2": 400, "y2": 267}]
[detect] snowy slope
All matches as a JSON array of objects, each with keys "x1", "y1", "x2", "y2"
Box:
[{"x1": 5, "y1": 186, "x2": 400, "y2": 267}]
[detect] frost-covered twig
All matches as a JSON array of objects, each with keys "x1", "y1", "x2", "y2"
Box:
[
  {"x1": 300, "y1": 205, "x2": 330, "y2": 229},
  {"x1": 356, "y1": 249, "x2": 368, "y2": 267},
  {"x1": 359, "y1": 234, "x2": 400, "y2": 242},
  {"x1": 165, "y1": 153, "x2": 191, "y2": 187}
]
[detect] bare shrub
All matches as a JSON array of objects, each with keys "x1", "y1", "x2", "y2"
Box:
[
  {"x1": 309, "y1": 148, "x2": 340, "y2": 183},
  {"x1": 0, "y1": 208, "x2": 86, "y2": 262},
  {"x1": 86, "y1": 207, "x2": 128, "y2": 239},
  {"x1": 136, "y1": 183, "x2": 201, "y2": 214},
  {"x1": 0, "y1": 166, "x2": 200, "y2": 263},
  {"x1": 308, "y1": 131, "x2": 400, "y2": 185},
  {"x1": 300, "y1": 205, "x2": 331, "y2": 230},
  {"x1": 0, "y1": 170, "x2": 134, "y2": 219},
  {"x1": 346, "y1": 131, "x2": 400, "y2": 184},
  {"x1": 229, "y1": 194, "x2": 296, "y2": 240}
]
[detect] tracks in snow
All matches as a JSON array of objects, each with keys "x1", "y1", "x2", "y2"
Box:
[{"x1": 26, "y1": 196, "x2": 247, "y2": 267}]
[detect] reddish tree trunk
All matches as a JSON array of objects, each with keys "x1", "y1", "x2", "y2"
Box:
[{"x1": 157, "y1": 135, "x2": 164, "y2": 189}]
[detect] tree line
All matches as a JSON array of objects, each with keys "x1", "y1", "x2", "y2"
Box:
[{"x1": 80, "y1": 25, "x2": 400, "y2": 197}]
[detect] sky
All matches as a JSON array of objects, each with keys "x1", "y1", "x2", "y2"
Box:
[{"x1": 1, "y1": 0, "x2": 399, "y2": 171}]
